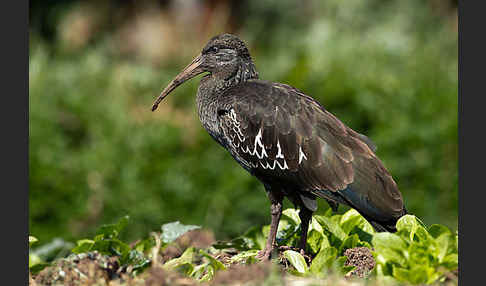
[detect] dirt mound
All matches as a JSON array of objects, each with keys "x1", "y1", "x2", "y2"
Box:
[
  {"x1": 33, "y1": 252, "x2": 120, "y2": 286},
  {"x1": 343, "y1": 247, "x2": 376, "y2": 278}
]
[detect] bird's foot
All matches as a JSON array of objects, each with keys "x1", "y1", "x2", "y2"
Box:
[
  {"x1": 277, "y1": 245, "x2": 294, "y2": 251},
  {"x1": 256, "y1": 248, "x2": 273, "y2": 260}
]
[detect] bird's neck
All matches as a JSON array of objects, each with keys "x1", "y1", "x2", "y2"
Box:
[
  {"x1": 196, "y1": 60, "x2": 258, "y2": 139},
  {"x1": 207, "y1": 60, "x2": 259, "y2": 95}
]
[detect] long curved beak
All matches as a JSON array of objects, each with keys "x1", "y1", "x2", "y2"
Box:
[{"x1": 152, "y1": 53, "x2": 205, "y2": 111}]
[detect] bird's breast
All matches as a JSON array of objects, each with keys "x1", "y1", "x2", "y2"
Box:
[{"x1": 195, "y1": 87, "x2": 232, "y2": 155}]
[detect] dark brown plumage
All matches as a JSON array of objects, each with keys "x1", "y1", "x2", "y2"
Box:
[{"x1": 152, "y1": 34, "x2": 407, "y2": 260}]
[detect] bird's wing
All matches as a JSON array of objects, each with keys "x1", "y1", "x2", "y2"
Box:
[
  {"x1": 217, "y1": 80, "x2": 371, "y2": 191},
  {"x1": 217, "y1": 80, "x2": 404, "y2": 218}
]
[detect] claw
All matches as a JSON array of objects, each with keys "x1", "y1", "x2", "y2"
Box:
[{"x1": 256, "y1": 249, "x2": 272, "y2": 260}]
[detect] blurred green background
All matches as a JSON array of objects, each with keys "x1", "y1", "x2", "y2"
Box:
[{"x1": 29, "y1": 0, "x2": 458, "y2": 244}]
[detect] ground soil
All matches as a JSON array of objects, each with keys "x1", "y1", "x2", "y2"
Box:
[
  {"x1": 30, "y1": 245, "x2": 377, "y2": 285},
  {"x1": 33, "y1": 252, "x2": 121, "y2": 286},
  {"x1": 211, "y1": 261, "x2": 274, "y2": 285},
  {"x1": 343, "y1": 247, "x2": 376, "y2": 278},
  {"x1": 30, "y1": 233, "x2": 457, "y2": 286}
]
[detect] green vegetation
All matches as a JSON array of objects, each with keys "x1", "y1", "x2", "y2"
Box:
[
  {"x1": 29, "y1": 210, "x2": 458, "y2": 285},
  {"x1": 29, "y1": 0, "x2": 457, "y2": 245},
  {"x1": 29, "y1": 0, "x2": 458, "y2": 284}
]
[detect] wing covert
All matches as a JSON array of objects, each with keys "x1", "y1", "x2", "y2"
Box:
[{"x1": 217, "y1": 80, "x2": 379, "y2": 193}]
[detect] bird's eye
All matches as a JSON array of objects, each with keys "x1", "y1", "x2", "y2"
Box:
[{"x1": 209, "y1": 46, "x2": 219, "y2": 53}]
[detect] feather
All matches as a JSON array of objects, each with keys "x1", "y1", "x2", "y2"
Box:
[{"x1": 215, "y1": 79, "x2": 405, "y2": 230}]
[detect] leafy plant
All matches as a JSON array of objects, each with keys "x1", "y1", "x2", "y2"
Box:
[
  {"x1": 30, "y1": 210, "x2": 458, "y2": 285},
  {"x1": 29, "y1": 235, "x2": 73, "y2": 274},
  {"x1": 161, "y1": 221, "x2": 201, "y2": 243},
  {"x1": 29, "y1": 236, "x2": 38, "y2": 247},
  {"x1": 29, "y1": 236, "x2": 44, "y2": 271},
  {"x1": 372, "y1": 215, "x2": 458, "y2": 284},
  {"x1": 69, "y1": 216, "x2": 209, "y2": 276},
  {"x1": 279, "y1": 209, "x2": 370, "y2": 277},
  {"x1": 70, "y1": 216, "x2": 151, "y2": 274},
  {"x1": 29, "y1": 0, "x2": 457, "y2": 246},
  {"x1": 217, "y1": 208, "x2": 457, "y2": 285}
]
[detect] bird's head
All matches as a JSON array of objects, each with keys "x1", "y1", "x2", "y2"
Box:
[{"x1": 152, "y1": 34, "x2": 258, "y2": 111}]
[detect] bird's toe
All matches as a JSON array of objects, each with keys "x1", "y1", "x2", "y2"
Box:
[{"x1": 256, "y1": 248, "x2": 273, "y2": 260}]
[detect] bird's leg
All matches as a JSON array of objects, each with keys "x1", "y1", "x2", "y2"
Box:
[
  {"x1": 297, "y1": 207, "x2": 313, "y2": 252},
  {"x1": 257, "y1": 192, "x2": 283, "y2": 260}
]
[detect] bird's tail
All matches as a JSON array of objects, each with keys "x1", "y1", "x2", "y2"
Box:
[
  {"x1": 312, "y1": 188, "x2": 408, "y2": 233},
  {"x1": 368, "y1": 218, "x2": 398, "y2": 232},
  {"x1": 365, "y1": 205, "x2": 408, "y2": 233}
]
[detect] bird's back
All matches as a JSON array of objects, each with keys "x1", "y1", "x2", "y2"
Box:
[{"x1": 214, "y1": 79, "x2": 406, "y2": 230}]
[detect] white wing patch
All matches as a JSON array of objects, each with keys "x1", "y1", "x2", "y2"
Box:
[
  {"x1": 229, "y1": 109, "x2": 245, "y2": 142},
  {"x1": 224, "y1": 109, "x2": 308, "y2": 171},
  {"x1": 276, "y1": 141, "x2": 284, "y2": 159},
  {"x1": 259, "y1": 158, "x2": 288, "y2": 170},
  {"x1": 253, "y1": 137, "x2": 289, "y2": 170},
  {"x1": 298, "y1": 146, "x2": 308, "y2": 164},
  {"x1": 239, "y1": 128, "x2": 268, "y2": 159}
]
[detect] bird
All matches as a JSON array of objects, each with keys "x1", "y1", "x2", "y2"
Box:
[{"x1": 151, "y1": 33, "x2": 407, "y2": 260}]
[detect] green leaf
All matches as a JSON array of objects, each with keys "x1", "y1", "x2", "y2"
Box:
[
  {"x1": 134, "y1": 236, "x2": 156, "y2": 253},
  {"x1": 29, "y1": 236, "x2": 38, "y2": 248},
  {"x1": 161, "y1": 221, "x2": 201, "y2": 243},
  {"x1": 283, "y1": 250, "x2": 308, "y2": 274},
  {"x1": 330, "y1": 214, "x2": 343, "y2": 226},
  {"x1": 29, "y1": 262, "x2": 51, "y2": 275},
  {"x1": 357, "y1": 240, "x2": 372, "y2": 249},
  {"x1": 282, "y1": 208, "x2": 301, "y2": 225},
  {"x1": 392, "y1": 266, "x2": 413, "y2": 283},
  {"x1": 323, "y1": 208, "x2": 333, "y2": 217},
  {"x1": 163, "y1": 247, "x2": 195, "y2": 270},
  {"x1": 309, "y1": 247, "x2": 338, "y2": 274},
  {"x1": 428, "y1": 224, "x2": 451, "y2": 239},
  {"x1": 189, "y1": 264, "x2": 208, "y2": 280},
  {"x1": 93, "y1": 238, "x2": 131, "y2": 256},
  {"x1": 339, "y1": 234, "x2": 360, "y2": 254},
  {"x1": 435, "y1": 233, "x2": 454, "y2": 262},
  {"x1": 240, "y1": 226, "x2": 266, "y2": 250},
  {"x1": 229, "y1": 250, "x2": 259, "y2": 264},
  {"x1": 319, "y1": 233, "x2": 331, "y2": 249},
  {"x1": 396, "y1": 215, "x2": 430, "y2": 242},
  {"x1": 199, "y1": 249, "x2": 226, "y2": 270},
  {"x1": 441, "y1": 253, "x2": 458, "y2": 269},
  {"x1": 396, "y1": 215, "x2": 419, "y2": 241},
  {"x1": 71, "y1": 239, "x2": 94, "y2": 254},
  {"x1": 314, "y1": 215, "x2": 346, "y2": 246},
  {"x1": 96, "y1": 216, "x2": 130, "y2": 239},
  {"x1": 372, "y1": 232, "x2": 407, "y2": 250},
  {"x1": 340, "y1": 209, "x2": 374, "y2": 235},
  {"x1": 305, "y1": 217, "x2": 326, "y2": 254},
  {"x1": 190, "y1": 249, "x2": 228, "y2": 281},
  {"x1": 394, "y1": 264, "x2": 438, "y2": 284},
  {"x1": 309, "y1": 217, "x2": 323, "y2": 233},
  {"x1": 372, "y1": 232, "x2": 407, "y2": 265},
  {"x1": 72, "y1": 236, "x2": 130, "y2": 258},
  {"x1": 175, "y1": 262, "x2": 195, "y2": 277},
  {"x1": 29, "y1": 252, "x2": 42, "y2": 268},
  {"x1": 333, "y1": 255, "x2": 355, "y2": 275},
  {"x1": 120, "y1": 249, "x2": 151, "y2": 270},
  {"x1": 307, "y1": 230, "x2": 323, "y2": 254},
  {"x1": 276, "y1": 220, "x2": 300, "y2": 245},
  {"x1": 31, "y1": 238, "x2": 74, "y2": 261},
  {"x1": 198, "y1": 264, "x2": 216, "y2": 282}
]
